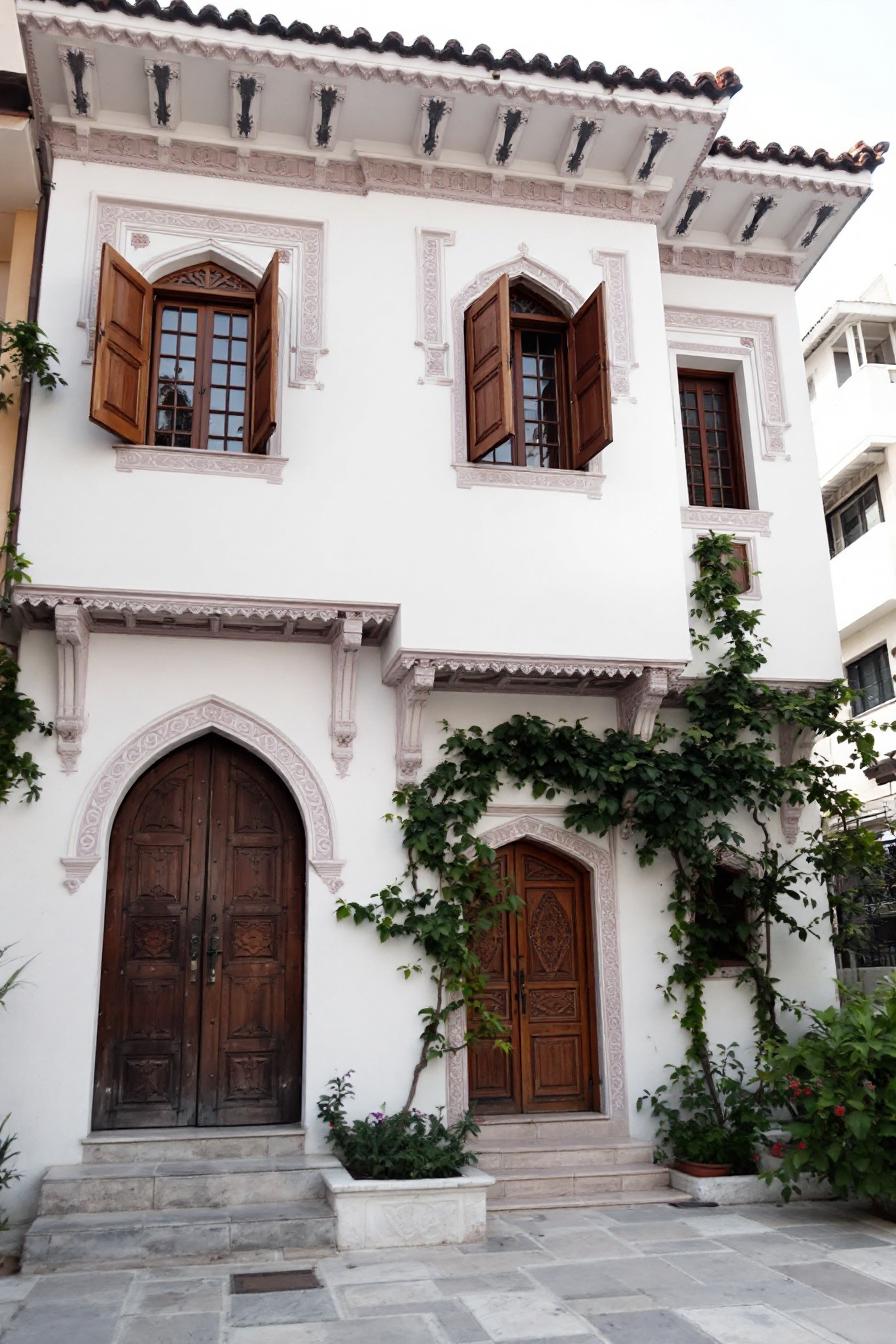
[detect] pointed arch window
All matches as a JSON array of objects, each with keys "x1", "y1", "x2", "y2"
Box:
[
  {"x1": 89, "y1": 246, "x2": 279, "y2": 454},
  {"x1": 464, "y1": 276, "x2": 613, "y2": 471}
]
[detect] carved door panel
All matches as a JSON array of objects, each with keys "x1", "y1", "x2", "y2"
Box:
[
  {"x1": 467, "y1": 852, "x2": 522, "y2": 1111},
  {"x1": 197, "y1": 744, "x2": 302, "y2": 1125},
  {"x1": 93, "y1": 737, "x2": 304, "y2": 1129},
  {"x1": 469, "y1": 841, "x2": 597, "y2": 1115}
]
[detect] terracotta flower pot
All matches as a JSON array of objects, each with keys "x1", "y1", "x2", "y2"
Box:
[{"x1": 673, "y1": 1159, "x2": 733, "y2": 1178}]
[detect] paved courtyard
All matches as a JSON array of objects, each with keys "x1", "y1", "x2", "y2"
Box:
[{"x1": 2, "y1": 1199, "x2": 896, "y2": 1344}]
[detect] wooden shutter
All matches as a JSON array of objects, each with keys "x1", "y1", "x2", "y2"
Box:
[
  {"x1": 570, "y1": 282, "x2": 613, "y2": 468},
  {"x1": 251, "y1": 252, "x2": 279, "y2": 453},
  {"x1": 464, "y1": 274, "x2": 513, "y2": 461},
  {"x1": 89, "y1": 244, "x2": 152, "y2": 443}
]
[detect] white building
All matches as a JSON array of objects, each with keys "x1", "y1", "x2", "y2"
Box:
[{"x1": 0, "y1": 0, "x2": 886, "y2": 1257}]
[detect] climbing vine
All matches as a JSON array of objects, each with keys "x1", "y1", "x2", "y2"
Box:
[
  {"x1": 339, "y1": 535, "x2": 885, "y2": 1113},
  {"x1": 1, "y1": 515, "x2": 52, "y2": 804}
]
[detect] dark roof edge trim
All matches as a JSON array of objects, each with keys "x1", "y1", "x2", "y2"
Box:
[
  {"x1": 30, "y1": 0, "x2": 743, "y2": 101},
  {"x1": 710, "y1": 135, "x2": 889, "y2": 176}
]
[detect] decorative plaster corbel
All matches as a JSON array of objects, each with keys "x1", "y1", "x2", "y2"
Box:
[
  {"x1": 778, "y1": 722, "x2": 816, "y2": 843},
  {"x1": 230, "y1": 70, "x2": 263, "y2": 140},
  {"x1": 144, "y1": 59, "x2": 180, "y2": 131},
  {"x1": 54, "y1": 604, "x2": 89, "y2": 772},
  {"x1": 557, "y1": 115, "x2": 602, "y2": 177},
  {"x1": 58, "y1": 45, "x2": 97, "y2": 119},
  {"x1": 415, "y1": 95, "x2": 454, "y2": 159},
  {"x1": 330, "y1": 615, "x2": 363, "y2": 777},
  {"x1": 395, "y1": 661, "x2": 436, "y2": 785},
  {"x1": 617, "y1": 668, "x2": 670, "y2": 740},
  {"x1": 487, "y1": 104, "x2": 529, "y2": 167}
]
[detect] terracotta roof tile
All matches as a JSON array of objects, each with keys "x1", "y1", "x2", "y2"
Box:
[
  {"x1": 36, "y1": 0, "x2": 743, "y2": 101},
  {"x1": 709, "y1": 135, "x2": 889, "y2": 174}
]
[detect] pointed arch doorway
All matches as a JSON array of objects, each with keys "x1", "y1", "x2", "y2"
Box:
[
  {"x1": 468, "y1": 840, "x2": 599, "y2": 1114},
  {"x1": 92, "y1": 735, "x2": 305, "y2": 1130}
]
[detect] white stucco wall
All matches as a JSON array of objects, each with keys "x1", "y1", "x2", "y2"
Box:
[{"x1": 0, "y1": 142, "x2": 845, "y2": 1225}]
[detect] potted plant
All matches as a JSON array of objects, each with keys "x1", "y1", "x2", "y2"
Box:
[
  {"x1": 638, "y1": 1045, "x2": 767, "y2": 1178},
  {"x1": 759, "y1": 978, "x2": 896, "y2": 1215},
  {"x1": 317, "y1": 1073, "x2": 494, "y2": 1249}
]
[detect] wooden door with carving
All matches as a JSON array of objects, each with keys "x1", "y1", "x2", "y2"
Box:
[
  {"x1": 93, "y1": 736, "x2": 304, "y2": 1129},
  {"x1": 468, "y1": 841, "x2": 597, "y2": 1114}
]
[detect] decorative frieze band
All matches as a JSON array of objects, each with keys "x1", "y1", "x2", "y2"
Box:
[
  {"x1": 384, "y1": 650, "x2": 687, "y2": 698},
  {"x1": 415, "y1": 229, "x2": 455, "y2": 384},
  {"x1": 51, "y1": 125, "x2": 667, "y2": 226},
  {"x1": 680, "y1": 505, "x2": 772, "y2": 536},
  {"x1": 659, "y1": 244, "x2": 799, "y2": 287}
]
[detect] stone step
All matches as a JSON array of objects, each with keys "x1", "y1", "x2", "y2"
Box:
[
  {"x1": 475, "y1": 1140, "x2": 655, "y2": 1172},
  {"x1": 39, "y1": 1153, "x2": 340, "y2": 1215},
  {"x1": 489, "y1": 1187, "x2": 691, "y2": 1213},
  {"x1": 482, "y1": 1163, "x2": 672, "y2": 1204},
  {"x1": 475, "y1": 1114, "x2": 617, "y2": 1147},
  {"x1": 22, "y1": 1199, "x2": 335, "y2": 1272},
  {"x1": 81, "y1": 1124, "x2": 306, "y2": 1165}
]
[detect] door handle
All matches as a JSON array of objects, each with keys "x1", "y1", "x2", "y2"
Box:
[
  {"x1": 207, "y1": 928, "x2": 220, "y2": 985},
  {"x1": 517, "y1": 967, "x2": 527, "y2": 1015},
  {"x1": 189, "y1": 933, "x2": 201, "y2": 984}
]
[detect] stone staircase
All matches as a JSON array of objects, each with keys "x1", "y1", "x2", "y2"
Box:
[
  {"x1": 21, "y1": 1126, "x2": 338, "y2": 1273},
  {"x1": 476, "y1": 1114, "x2": 684, "y2": 1212}
]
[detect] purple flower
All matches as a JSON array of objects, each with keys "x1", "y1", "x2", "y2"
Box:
[{"x1": 369, "y1": 1110, "x2": 385, "y2": 1123}]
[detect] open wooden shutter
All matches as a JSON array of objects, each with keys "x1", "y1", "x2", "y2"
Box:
[
  {"x1": 570, "y1": 282, "x2": 613, "y2": 468},
  {"x1": 464, "y1": 274, "x2": 513, "y2": 461},
  {"x1": 89, "y1": 244, "x2": 152, "y2": 443},
  {"x1": 251, "y1": 252, "x2": 279, "y2": 453}
]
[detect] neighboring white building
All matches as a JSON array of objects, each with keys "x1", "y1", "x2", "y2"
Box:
[{"x1": 0, "y1": 0, "x2": 887, "y2": 1243}]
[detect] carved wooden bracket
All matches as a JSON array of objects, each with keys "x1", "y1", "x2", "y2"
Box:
[
  {"x1": 617, "y1": 667, "x2": 671, "y2": 740},
  {"x1": 395, "y1": 661, "x2": 436, "y2": 785},
  {"x1": 778, "y1": 722, "x2": 817, "y2": 843},
  {"x1": 54, "y1": 604, "x2": 90, "y2": 773},
  {"x1": 330, "y1": 615, "x2": 363, "y2": 777}
]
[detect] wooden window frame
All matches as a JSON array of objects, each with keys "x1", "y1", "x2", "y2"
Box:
[
  {"x1": 507, "y1": 305, "x2": 573, "y2": 470},
  {"x1": 678, "y1": 369, "x2": 749, "y2": 510},
  {"x1": 149, "y1": 283, "x2": 256, "y2": 455},
  {"x1": 695, "y1": 865, "x2": 753, "y2": 970},
  {"x1": 464, "y1": 276, "x2": 612, "y2": 473}
]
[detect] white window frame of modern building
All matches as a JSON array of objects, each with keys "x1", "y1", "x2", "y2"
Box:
[
  {"x1": 826, "y1": 475, "x2": 884, "y2": 556},
  {"x1": 845, "y1": 643, "x2": 896, "y2": 719},
  {"x1": 832, "y1": 320, "x2": 896, "y2": 386}
]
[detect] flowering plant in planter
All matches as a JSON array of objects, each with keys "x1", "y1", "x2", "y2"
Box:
[
  {"x1": 759, "y1": 979, "x2": 896, "y2": 1205},
  {"x1": 317, "y1": 1072, "x2": 479, "y2": 1181},
  {"x1": 637, "y1": 1045, "x2": 768, "y2": 1175}
]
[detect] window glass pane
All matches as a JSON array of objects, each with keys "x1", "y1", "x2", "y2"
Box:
[
  {"x1": 829, "y1": 479, "x2": 883, "y2": 553},
  {"x1": 228, "y1": 390, "x2": 245, "y2": 412},
  {"x1": 179, "y1": 335, "x2": 196, "y2": 358},
  {"x1": 153, "y1": 302, "x2": 199, "y2": 450},
  {"x1": 213, "y1": 338, "x2": 231, "y2": 361},
  {"x1": 232, "y1": 314, "x2": 249, "y2": 337},
  {"x1": 231, "y1": 364, "x2": 246, "y2": 388},
  {"x1": 213, "y1": 313, "x2": 230, "y2": 336},
  {"x1": 180, "y1": 310, "x2": 198, "y2": 334},
  {"x1": 209, "y1": 413, "x2": 225, "y2": 437},
  {"x1": 210, "y1": 388, "x2": 227, "y2": 411},
  {"x1": 160, "y1": 333, "x2": 178, "y2": 355},
  {"x1": 231, "y1": 340, "x2": 248, "y2": 363},
  {"x1": 161, "y1": 308, "x2": 179, "y2": 331},
  {"x1": 848, "y1": 646, "x2": 893, "y2": 715},
  {"x1": 834, "y1": 349, "x2": 852, "y2": 386}
]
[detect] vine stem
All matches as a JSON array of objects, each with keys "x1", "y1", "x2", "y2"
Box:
[{"x1": 402, "y1": 972, "x2": 444, "y2": 1112}]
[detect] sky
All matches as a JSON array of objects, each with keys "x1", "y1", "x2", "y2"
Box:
[{"x1": 238, "y1": 0, "x2": 895, "y2": 332}]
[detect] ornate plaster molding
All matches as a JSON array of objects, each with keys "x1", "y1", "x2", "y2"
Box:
[
  {"x1": 76, "y1": 194, "x2": 327, "y2": 387},
  {"x1": 444, "y1": 815, "x2": 627, "y2": 1131},
  {"x1": 24, "y1": 12, "x2": 724, "y2": 125},
  {"x1": 449, "y1": 248, "x2": 606, "y2": 497},
  {"x1": 591, "y1": 250, "x2": 636, "y2": 400},
  {"x1": 54, "y1": 604, "x2": 89, "y2": 773},
  {"x1": 50, "y1": 120, "x2": 666, "y2": 225},
  {"x1": 778, "y1": 723, "x2": 817, "y2": 843},
  {"x1": 395, "y1": 662, "x2": 436, "y2": 785},
  {"x1": 617, "y1": 668, "x2": 670, "y2": 740},
  {"x1": 680, "y1": 506, "x2": 772, "y2": 537},
  {"x1": 61, "y1": 696, "x2": 343, "y2": 894},
  {"x1": 697, "y1": 163, "x2": 867, "y2": 198},
  {"x1": 114, "y1": 444, "x2": 287, "y2": 483},
  {"x1": 383, "y1": 649, "x2": 687, "y2": 698},
  {"x1": 330, "y1": 616, "x2": 363, "y2": 777},
  {"x1": 415, "y1": 228, "x2": 455, "y2": 384},
  {"x1": 666, "y1": 307, "x2": 789, "y2": 460},
  {"x1": 659, "y1": 244, "x2": 800, "y2": 287}
]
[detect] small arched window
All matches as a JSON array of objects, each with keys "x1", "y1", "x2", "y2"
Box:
[
  {"x1": 464, "y1": 274, "x2": 612, "y2": 471},
  {"x1": 89, "y1": 246, "x2": 279, "y2": 455},
  {"x1": 695, "y1": 865, "x2": 752, "y2": 968}
]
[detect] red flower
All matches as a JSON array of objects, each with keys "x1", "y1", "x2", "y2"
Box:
[
  {"x1": 801, "y1": 1087, "x2": 813, "y2": 1097},
  {"x1": 797, "y1": 1141, "x2": 807, "y2": 1150},
  {"x1": 834, "y1": 1105, "x2": 846, "y2": 1117},
  {"x1": 770, "y1": 1141, "x2": 785, "y2": 1158}
]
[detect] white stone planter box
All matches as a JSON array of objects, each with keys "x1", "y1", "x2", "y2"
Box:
[
  {"x1": 670, "y1": 1169, "x2": 833, "y2": 1204},
  {"x1": 322, "y1": 1166, "x2": 494, "y2": 1250}
]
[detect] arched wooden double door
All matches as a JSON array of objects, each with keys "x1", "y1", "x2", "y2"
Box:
[
  {"x1": 93, "y1": 736, "x2": 305, "y2": 1130},
  {"x1": 469, "y1": 841, "x2": 598, "y2": 1114}
]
